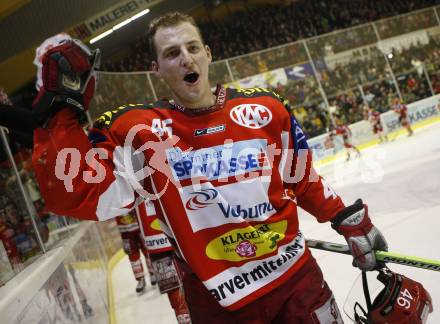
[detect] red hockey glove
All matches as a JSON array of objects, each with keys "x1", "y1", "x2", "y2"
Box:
[
  {"x1": 32, "y1": 37, "x2": 100, "y2": 127},
  {"x1": 331, "y1": 199, "x2": 388, "y2": 271}
]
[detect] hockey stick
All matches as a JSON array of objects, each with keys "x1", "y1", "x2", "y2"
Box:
[{"x1": 306, "y1": 239, "x2": 440, "y2": 272}]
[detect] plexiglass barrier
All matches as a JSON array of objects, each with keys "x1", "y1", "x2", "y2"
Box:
[{"x1": 0, "y1": 222, "x2": 121, "y2": 323}]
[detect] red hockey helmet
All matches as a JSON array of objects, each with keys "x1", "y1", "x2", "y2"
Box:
[{"x1": 352, "y1": 268, "x2": 433, "y2": 324}]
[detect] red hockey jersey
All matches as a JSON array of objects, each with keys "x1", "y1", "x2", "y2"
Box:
[
  {"x1": 115, "y1": 213, "x2": 139, "y2": 234},
  {"x1": 393, "y1": 102, "x2": 408, "y2": 118},
  {"x1": 33, "y1": 86, "x2": 345, "y2": 310},
  {"x1": 334, "y1": 124, "x2": 352, "y2": 140},
  {"x1": 136, "y1": 200, "x2": 173, "y2": 254},
  {"x1": 368, "y1": 110, "x2": 381, "y2": 126}
]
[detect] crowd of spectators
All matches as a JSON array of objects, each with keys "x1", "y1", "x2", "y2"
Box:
[
  {"x1": 273, "y1": 77, "x2": 327, "y2": 137},
  {"x1": 262, "y1": 35, "x2": 440, "y2": 136},
  {"x1": 36, "y1": 0, "x2": 432, "y2": 138},
  {"x1": 102, "y1": 0, "x2": 440, "y2": 72},
  {"x1": 91, "y1": 0, "x2": 440, "y2": 138},
  {"x1": 93, "y1": 36, "x2": 440, "y2": 137},
  {"x1": 0, "y1": 89, "x2": 77, "y2": 285},
  {"x1": 90, "y1": 73, "x2": 156, "y2": 119},
  {"x1": 0, "y1": 141, "x2": 51, "y2": 283},
  {"x1": 318, "y1": 47, "x2": 389, "y2": 94},
  {"x1": 202, "y1": 0, "x2": 439, "y2": 59}
]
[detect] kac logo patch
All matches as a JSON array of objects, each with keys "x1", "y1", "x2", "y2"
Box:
[{"x1": 230, "y1": 104, "x2": 272, "y2": 129}]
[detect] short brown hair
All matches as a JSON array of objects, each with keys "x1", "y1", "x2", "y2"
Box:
[{"x1": 148, "y1": 12, "x2": 204, "y2": 60}]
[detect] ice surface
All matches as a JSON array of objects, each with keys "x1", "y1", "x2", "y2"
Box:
[{"x1": 112, "y1": 255, "x2": 176, "y2": 323}]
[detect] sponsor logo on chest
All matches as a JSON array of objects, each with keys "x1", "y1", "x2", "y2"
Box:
[
  {"x1": 185, "y1": 188, "x2": 274, "y2": 219},
  {"x1": 166, "y1": 139, "x2": 270, "y2": 181},
  {"x1": 204, "y1": 232, "x2": 306, "y2": 308},
  {"x1": 205, "y1": 221, "x2": 287, "y2": 261},
  {"x1": 178, "y1": 178, "x2": 275, "y2": 232}
]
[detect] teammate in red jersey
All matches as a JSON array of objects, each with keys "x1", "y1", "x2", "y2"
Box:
[
  {"x1": 332, "y1": 116, "x2": 361, "y2": 161},
  {"x1": 363, "y1": 105, "x2": 388, "y2": 143},
  {"x1": 116, "y1": 211, "x2": 155, "y2": 293},
  {"x1": 117, "y1": 201, "x2": 191, "y2": 322},
  {"x1": 392, "y1": 98, "x2": 413, "y2": 136},
  {"x1": 135, "y1": 200, "x2": 191, "y2": 324},
  {"x1": 31, "y1": 14, "x2": 388, "y2": 323}
]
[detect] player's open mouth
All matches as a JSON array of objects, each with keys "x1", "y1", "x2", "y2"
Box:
[{"x1": 183, "y1": 72, "x2": 199, "y2": 84}]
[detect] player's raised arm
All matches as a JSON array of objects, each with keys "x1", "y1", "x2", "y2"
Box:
[{"x1": 32, "y1": 34, "x2": 137, "y2": 221}]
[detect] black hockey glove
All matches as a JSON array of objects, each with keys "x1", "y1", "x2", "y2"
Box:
[
  {"x1": 32, "y1": 37, "x2": 100, "y2": 127},
  {"x1": 331, "y1": 199, "x2": 388, "y2": 271}
]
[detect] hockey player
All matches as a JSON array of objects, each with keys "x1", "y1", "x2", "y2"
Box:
[
  {"x1": 31, "y1": 14, "x2": 388, "y2": 323},
  {"x1": 332, "y1": 116, "x2": 361, "y2": 161},
  {"x1": 136, "y1": 200, "x2": 191, "y2": 324},
  {"x1": 115, "y1": 211, "x2": 155, "y2": 293},
  {"x1": 117, "y1": 202, "x2": 191, "y2": 322},
  {"x1": 392, "y1": 98, "x2": 413, "y2": 136},
  {"x1": 364, "y1": 105, "x2": 388, "y2": 143}
]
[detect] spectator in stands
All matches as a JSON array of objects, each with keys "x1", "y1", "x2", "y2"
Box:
[{"x1": 0, "y1": 207, "x2": 22, "y2": 270}]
